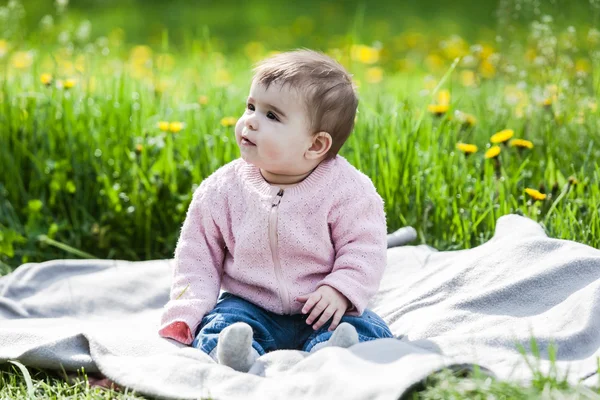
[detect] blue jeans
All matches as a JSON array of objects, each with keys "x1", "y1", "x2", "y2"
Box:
[{"x1": 192, "y1": 292, "x2": 394, "y2": 356}]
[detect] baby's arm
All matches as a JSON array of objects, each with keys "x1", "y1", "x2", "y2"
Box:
[
  {"x1": 317, "y1": 190, "x2": 387, "y2": 316},
  {"x1": 159, "y1": 183, "x2": 226, "y2": 344}
]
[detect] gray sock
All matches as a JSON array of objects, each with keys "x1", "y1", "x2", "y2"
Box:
[
  {"x1": 310, "y1": 322, "x2": 359, "y2": 353},
  {"x1": 214, "y1": 322, "x2": 260, "y2": 372}
]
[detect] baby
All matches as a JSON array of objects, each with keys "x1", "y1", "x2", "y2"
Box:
[{"x1": 159, "y1": 49, "x2": 393, "y2": 372}]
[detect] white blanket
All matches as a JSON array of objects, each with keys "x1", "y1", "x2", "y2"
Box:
[{"x1": 1, "y1": 214, "x2": 599, "y2": 399}]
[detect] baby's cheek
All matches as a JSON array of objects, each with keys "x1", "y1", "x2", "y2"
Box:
[{"x1": 234, "y1": 119, "x2": 244, "y2": 139}]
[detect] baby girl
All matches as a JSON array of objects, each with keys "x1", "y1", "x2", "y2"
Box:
[{"x1": 159, "y1": 49, "x2": 393, "y2": 372}]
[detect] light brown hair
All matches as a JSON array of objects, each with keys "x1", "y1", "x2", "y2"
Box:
[{"x1": 252, "y1": 49, "x2": 358, "y2": 160}]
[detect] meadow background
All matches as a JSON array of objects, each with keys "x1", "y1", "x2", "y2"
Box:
[{"x1": 1, "y1": 0, "x2": 600, "y2": 397}]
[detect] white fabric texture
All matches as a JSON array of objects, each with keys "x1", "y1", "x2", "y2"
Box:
[{"x1": 1, "y1": 214, "x2": 599, "y2": 399}]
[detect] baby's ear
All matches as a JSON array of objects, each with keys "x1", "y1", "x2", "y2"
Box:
[{"x1": 306, "y1": 131, "x2": 332, "y2": 159}]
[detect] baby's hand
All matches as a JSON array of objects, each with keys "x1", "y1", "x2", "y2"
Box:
[{"x1": 296, "y1": 285, "x2": 350, "y2": 331}]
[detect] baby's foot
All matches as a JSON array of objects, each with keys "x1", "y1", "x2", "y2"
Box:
[
  {"x1": 214, "y1": 322, "x2": 260, "y2": 372},
  {"x1": 310, "y1": 322, "x2": 359, "y2": 353}
]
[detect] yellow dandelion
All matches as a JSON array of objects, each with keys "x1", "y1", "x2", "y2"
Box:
[
  {"x1": 158, "y1": 121, "x2": 170, "y2": 131},
  {"x1": 130, "y1": 45, "x2": 153, "y2": 62},
  {"x1": 460, "y1": 70, "x2": 476, "y2": 87},
  {"x1": 490, "y1": 129, "x2": 514, "y2": 144},
  {"x1": 568, "y1": 176, "x2": 578, "y2": 186},
  {"x1": 478, "y1": 60, "x2": 496, "y2": 79},
  {"x1": 427, "y1": 104, "x2": 449, "y2": 116},
  {"x1": 169, "y1": 121, "x2": 184, "y2": 133},
  {"x1": 40, "y1": 73, "x2": 53, "y2": 86},
  {"x1": 425, "y1": 53, "x2": 445, "y2": 71},
  {"x1": 456, "y1": 143, "x2": 478, "y2": 155},
  {"x1": 525, "y1": 188, "x2": 547, "y2": 201},
  {"x1": 198, "y1": 95, "x2": 209, "y2": 105},
  {"x1": 365, "y1": 67, "x2": 383, "y2": 84},
  {"x1": 485, "y1": 145, "x2": 501, "y2": 159},
  {"x1": 350, "y1": 44, "x2": 379, "y2": 64},
  {"x1": 509, "y1": 139, "x2": 534, "y2": 149},
  {"x1": 542, "y1": 97, "x2": 554, "y2": 107},
  {"x1": 575, "y1": 58, "x2": 592, "y2": 74},
  {"x1": 135, "y1": 144, "x2": 144, "y2": 154},
  {"x1": 11, "y1": 51, "x2": 33, "y2": 69},
  {"x1": 436, "y1": 89, "x2": 451, "y2": 106},
  {"x1": 63, "y1": 78, "x2": 76, "y2": 89},
  {"x1": 220, "y1": 116, "x2": 237, "y2": 127}
]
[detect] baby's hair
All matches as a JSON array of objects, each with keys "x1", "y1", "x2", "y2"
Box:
[{"x1": 253, "y1": 49, "x2": 358, "y2": 159}]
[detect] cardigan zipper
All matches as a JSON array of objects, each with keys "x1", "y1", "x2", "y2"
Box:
[{"x1": 269, "y1": 188, "x2": 291, "y2": 314}]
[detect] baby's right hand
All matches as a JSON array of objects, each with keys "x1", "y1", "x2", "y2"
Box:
[
  {"x1": 159, "y1": 321, "x2": 194, "y2": 345},
  {"x1": 296, "y1": 285, "x2": 350, "y2": 331}
]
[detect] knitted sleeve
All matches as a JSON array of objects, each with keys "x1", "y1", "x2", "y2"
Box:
[
  {"x1": 158, "y1": 182, "x2": 225, "y2": 343},
  {"x1": 318, "y1": 189, "x2": 388, "y2": 316}
]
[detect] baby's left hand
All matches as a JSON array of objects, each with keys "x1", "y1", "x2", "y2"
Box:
[{"x1": 296, "y1": 285, "x2": 351, "y2": 331}]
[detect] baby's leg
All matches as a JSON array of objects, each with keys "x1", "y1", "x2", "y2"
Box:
[
  {"x1": 193, "y1": 293, "x2": 277, "y2": 372},
  {"x1": 302, "y1": 309, "x2": 393, "y2": 353}
]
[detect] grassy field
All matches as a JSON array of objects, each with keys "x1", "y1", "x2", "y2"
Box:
[{"x1": 1, "y1": 0, "x2": 600, "y2": 398}]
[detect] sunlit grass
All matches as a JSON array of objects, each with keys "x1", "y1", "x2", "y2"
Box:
[{"x1": 1, "y1": 0, "x2": 600, "y2": 398}]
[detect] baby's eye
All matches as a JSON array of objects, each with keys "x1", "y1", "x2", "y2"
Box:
[
  {"x1": 266, "y1": 111, "x2": 279, "y2": 121},
  {"x1": 247, "y1": 103, "x2": 255, "y2": 111}
]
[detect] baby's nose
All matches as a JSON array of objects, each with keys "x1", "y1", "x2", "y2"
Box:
[{"x1": 245, "y1": 115, "x2": 258, "y2": 130}]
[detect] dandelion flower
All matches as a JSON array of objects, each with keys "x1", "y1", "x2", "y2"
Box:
[
  {"x1": 220, "y1": 116, "x2": 237, "y2": 127},
  {"x1": 460, "y1": 70, "x2": 476, "y2": 87},
  {"x1": 490, "y1": 129, "x2": 514, "y2": 144},
  {"x1": 158, "y1": 121, "x2": 170, "y2": 131},
  {"x1": 456, "y1": 143, "x2": 478, "y2": 155},
  {"x1": 40, "y1": 73, "x2": 53, "y2": 86},
  {"x1": 568, "y1": 176, "x2": 578, "y2": 186},
  {"x1": 63, "y1": 78, "x2": 76, "y2": 89},
  {"x1": 427, "y1": 104, "x2": 449, "y2": 116},
  {"x1": 436, "y1": 89, "x2": 451, "y2": 105},
  {"x1": 169, "y1": 121, "x2": 184, "y2": 133},
  {"x1": 365, "y1": 67, "x2": 383, "y2": 84},
  {"x1": 350, "y1": 45, "x2": 379, "y2": 64},
  {"x1": 485, "y1": 145, "x2": 501, "y2": 159},
  {"x1": 542, "y1": 97, "x2": 554, "y2": 107},
  {"x1": 509, "y1": 139, "x2": 533, "y2": 149},
  {"x1": 198, "y1": 95, "x2": 209, "y2": 105},
  {"x1": 135, "y1": 144, "x2": 143, "y2": 154},
  {"x1": 479, "y1": 60, "x2": 496, "y2": 79},
  {"x1": 11, "y1": 51, "x2": 33, "y2": 69},
  {"x1": 525, "y1": 188, "x2": 547, "y2": 201}
]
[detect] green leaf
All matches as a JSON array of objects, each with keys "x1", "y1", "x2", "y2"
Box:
[
  {"x1": 65, "y1": 180, "x2": 76, "y2": 193},
  {"x1": 8, "y1": 360, "x2": 36, "y2": 399},
  {"x1": 27, "y1": 199, "x2": 43, "y2": 213}
]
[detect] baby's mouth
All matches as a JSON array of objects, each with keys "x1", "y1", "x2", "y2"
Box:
[{"x1": 241, "y1": 137, "x2": 256, "y2": 146}]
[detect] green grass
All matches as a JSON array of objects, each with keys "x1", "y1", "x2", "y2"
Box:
[{"x1": 2, "y1": 0, "x2": 600, "y2": 397}]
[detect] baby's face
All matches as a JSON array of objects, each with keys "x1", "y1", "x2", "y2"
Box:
[{"x1": 235, "y1": 81, "x2": 316, "y2": 176}]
